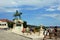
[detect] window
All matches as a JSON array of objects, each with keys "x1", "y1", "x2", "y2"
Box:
[
  {"x1": 0, "y1": 24, "x2": 6, "y2": 26},
  {"x1": 0, "y1": 24, "x2": 1, "y2": 26},
  {"x1": 16, "y1": 24, "x2": 21, "y2": 26},
  {"x1": 4, "y1": 24, "x2": 6, "y2": 26}
]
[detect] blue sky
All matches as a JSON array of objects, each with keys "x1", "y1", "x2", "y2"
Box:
[{"x1": 0, "y1": 0, "x2": 60, "y2": 26}]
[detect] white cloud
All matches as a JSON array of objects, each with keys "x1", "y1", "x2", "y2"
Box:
[
  {"x1": 43, "y1": 14, "x2": 57, "y2": 18},
  {"x1": 32, "y1": 13, "x2": 60, "y2": 20},
  {"x1": 0, "y1": 7, "x2": 20, "y2": 12},
  {"x1": 45, "y1": 4, "x2": 60, "y2": 11},
  {"x1": 22, "y1": 7, "x2": 39, "y2": 10},
  {"x1": 6, "y1": 8, "x2": 19, "y2": 12},
  {"x1": 46, "y1": 6, "x2": 60, "y2": 11},
  {"x1": 57, "y1": 5, "x2": 60, "y2": 10},
  {"x1": 0, "y1": 0, "x2": 17, "y2": 7},
  {"x1": 0, "y1": 0, "x2": 57, "y2": 12},
  {"x1": 46, "y1": 8, "x2": 55, "y2": 11},
  {"x1": 2, "y1": 0, "x2": 55, "y2": 7},
  {"x1": 45, "y1": 5, "x2": 57, "y2": 11},
  {"x1": 42, "y1": 14, "x2": 60, "y2": 20}
]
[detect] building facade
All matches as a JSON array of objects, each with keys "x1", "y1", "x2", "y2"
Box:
[{"x1": 0, "y1": 19, "x2": 9, "y2": 29}]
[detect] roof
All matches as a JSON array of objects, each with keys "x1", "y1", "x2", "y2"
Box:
[{"x1": 0, "y1": 19, "x2": 13, "y2": 22}]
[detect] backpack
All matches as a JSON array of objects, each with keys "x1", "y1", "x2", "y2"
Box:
[{"x1": 49, "y1": 29, "x2": 53, "y2": 33}]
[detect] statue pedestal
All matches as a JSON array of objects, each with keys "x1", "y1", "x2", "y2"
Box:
[
  {"x1": 12, "y1": 19, "x2": 24, "y2": 33},
  {"x1": 39, "y1": 30, "x2": 44, "y2": 38}
]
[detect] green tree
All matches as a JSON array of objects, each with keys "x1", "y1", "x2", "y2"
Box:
[
  {"x1": 42, "y1": 26, "x2": 46, "y2": 29},
  {"x1": 7, "y1": 21, "x2": 14, "y2": 29},
  {"x1": 23, "y1": 21, "x2": 27, "y2": 28}
]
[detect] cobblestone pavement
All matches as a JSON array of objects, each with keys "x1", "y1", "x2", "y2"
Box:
[
  {"x1": 45, "y1": 36, "x2": 60, "y2": 40},
  {"x1": 0, "y1": 29, "x2": 60, "y2": 40},
  {"x1": 0, "y1": 30, "x2": 32, "y2": 40}
]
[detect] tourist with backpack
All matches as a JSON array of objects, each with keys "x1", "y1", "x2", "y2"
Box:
[{"x1": 48, "y1": 27, "x2": 53, "y2": 39}]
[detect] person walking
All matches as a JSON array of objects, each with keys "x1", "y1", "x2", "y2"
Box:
[
  {"x1": 53, "y1": 26, "x2": 57, "y2": 40},
  {"x1": 48, "y1": 27, "x2": 53, "y2": 39},
  {"x1": 22, "y1": 27, "x2": 25, "y2": 34},
  {"x1": 43, "y1": 29, "x2": 47, "y2": 40}
]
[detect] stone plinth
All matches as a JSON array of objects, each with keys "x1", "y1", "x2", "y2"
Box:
[{"x1": 12, "y1": 19, "x2": 24, "y2": 33}]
